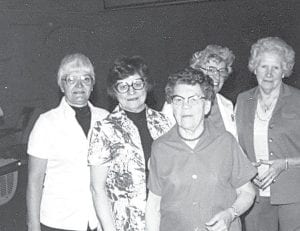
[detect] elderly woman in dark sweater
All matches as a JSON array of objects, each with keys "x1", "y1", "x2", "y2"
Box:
[{"x1": 236, "y1": 37, "x2": 300, "y2": 231}]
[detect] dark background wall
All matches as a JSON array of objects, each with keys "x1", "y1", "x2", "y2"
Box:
[{"x1": 0, "y1": 0, "x2": 299, "y2": 128}]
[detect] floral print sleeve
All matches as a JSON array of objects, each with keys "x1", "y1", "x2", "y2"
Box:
[
  {"x1": 88, "y1": 105, "x2": 171, "y2": 231},
  {"x1": 88, "y1": 120, "x2": 112, "y2": 166}
]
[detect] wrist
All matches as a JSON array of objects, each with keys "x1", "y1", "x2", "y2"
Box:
[
  {"x1": 285, "y1": 158, "x2": 289, "y2": 170},
  {"x1": 228, "y1": 206, "x2": 239, "y2": 221}
]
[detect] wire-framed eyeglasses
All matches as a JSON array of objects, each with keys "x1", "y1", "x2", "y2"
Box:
[
  {"x1": 171, "y1": 95, "x2": 206, "y2": 106},
  {"x1": 62, "y1": 74, "x2": 93, "y2": 86},
  {"x1": 199, "y1": 66, "x2": 228, "y2": 77},
  {"x1": 114, "y1": 78, "x2": 145, "y2": 94}
]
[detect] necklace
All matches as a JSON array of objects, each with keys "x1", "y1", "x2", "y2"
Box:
[
  {"x1": 260, "y1": 100, "x2": 275, "y2": 113},
  {"x1": 177, "y1": 127, "x2": 203, "y2": 141},
  {"x1": 256, "y1": 100, "x2": 276, "y2": 121}
]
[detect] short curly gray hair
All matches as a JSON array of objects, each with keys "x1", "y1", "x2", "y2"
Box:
[
  {"x1": 165, "y1": 67, "x2": 215, "y2": 104},
  {"x1": 189, "y1": 44, "x2": 235, "y2": 78},
  {"x1": 248, "y1": 37, "x2": 295, "y2": 77}
]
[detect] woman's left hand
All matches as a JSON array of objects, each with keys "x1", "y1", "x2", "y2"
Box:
[
  {"x1": 258, "y1": 159, "x2": 286, "y2": 189},
  {"x1": 205, "y1": 209, "x2": 233, "y2": 231}
]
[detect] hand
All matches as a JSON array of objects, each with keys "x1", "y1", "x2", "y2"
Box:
[
  {"x1": 252, "y1": 161, "x2": 261, "y2": 167},
  {"x1": 205, "y1": 209, "x2": 233, "y2": 231},
  {"x1": 257, "y1": 159, "x2": 286, "y2": 189},
  {"x1": 252, "y1": 174, "x2": 262, "y2": 188}
]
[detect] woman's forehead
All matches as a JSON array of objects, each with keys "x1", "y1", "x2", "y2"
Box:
[
  {"x1": 116, "y1": 73, "x2": 142, "y2": 83},
  {"x1": 173, "y1": 83, "x2": 203, "y2": 96},
  {"x1": 63, "y1": 66, "x2": 92, "y2": 76},
  {"x1": 206, "y1": 58, "x2": 226, "y2": 68}
]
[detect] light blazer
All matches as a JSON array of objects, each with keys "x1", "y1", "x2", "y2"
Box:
[{"x1": 235, "y1": 83, "x2": 300, "y2": 204}]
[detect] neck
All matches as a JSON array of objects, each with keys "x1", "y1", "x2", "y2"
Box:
[
  {"x1": 259, "y1": 84, "x2": 281, "y2": 100},
  {"x1": 178, "y1": 124, "x2": 204, "y2": 141},
  {"x1": 120, "y1": 104, "x2": 146, "y2": 113}
]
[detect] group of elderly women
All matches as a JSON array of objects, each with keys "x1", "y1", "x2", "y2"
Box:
[{"x1": 26, "y1": 36, "x2": 300, "y2": 231}]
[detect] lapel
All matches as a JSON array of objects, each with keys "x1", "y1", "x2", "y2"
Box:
[
  {"x1": 270, "y1": 83, "x2": 291, "y2": 119},
  {"x1": 243, "y1": 88, "x2": 258, "y2": 162}
]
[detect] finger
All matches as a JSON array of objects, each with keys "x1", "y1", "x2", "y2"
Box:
[
  {"x1": 206, "y1": 217, "x2": 218, "y2": 227},
  {"x1": 260, "y1": 177, "x2": 274, "y2": 189},
  {"x1": 252, "y1": 162, "x2": 261, "y2": 167},
  {"x1": 259, "y1": 170, "x2": 273, "y2": 181},
  {"x1": 259, "y1": 160, "x2": 273, "y2": 166},
  {"x1": 253, "y1": 178, "x2": 262, "y2": 188}
]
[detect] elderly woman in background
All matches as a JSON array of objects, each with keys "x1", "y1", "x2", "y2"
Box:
[
  {"x1": 235, "y1": 37, "x2": 300, "y2": 231},
  {"x1": 88, "y1": 56, "x2": 171, "y2": 231},
  {"x1": 146, "y1": 67, "x2": 256, "y2": 231},
  {"x1": 26, "y1": 53, "x2": 109, "y2": 231},
  {"x1": 162, "y1": 45, "x2": 236, "y2": 137}
]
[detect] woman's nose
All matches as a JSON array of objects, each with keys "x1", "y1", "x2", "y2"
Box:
[
  {"x1": 75, "y1": 80, "x2": 84, "y2": 88},
  {"x1": 128, "y1": 85, "x2": 135, "y2": 94}
]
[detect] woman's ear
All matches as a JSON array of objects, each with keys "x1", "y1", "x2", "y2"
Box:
[
  {"x1": 204, "y1": 100, "x2": 212, "y2": 116},
  {"x1": 59, "y1": 84, "x2": 65, "y2": 93}
]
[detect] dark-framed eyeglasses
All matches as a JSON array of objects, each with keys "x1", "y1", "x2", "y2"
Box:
[
  {"x1": 62, "y1": 74, "x2": 93, "y2": 86},
  {"x1": 114, "y1": 78, "x2": 145, "y2": 94},
  {"x1": 199, "y1": 66, "x2": 228, "y2": 77},
  {"x1": 171, "y1": 95, "x2": 206, "y2": 106}
]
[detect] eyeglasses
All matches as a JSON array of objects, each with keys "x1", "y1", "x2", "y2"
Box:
[
  {"x1": 114, "y1": 78, "x2": 145, "y2": 94},
  {"x1": 199, "y1": 66, "x2": 228, "y2": 77},
  {"x1": 62, "y1": 74, "x2": 93, "y2": 86},
  {"x1": 171, "y1": 95, "x2": 206, "y2": 106}
]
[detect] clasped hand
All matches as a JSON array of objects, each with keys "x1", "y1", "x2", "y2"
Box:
[
  {"x1": 252, "y1": 159, "x2": 286, "y2": 189},
  {"x1": 205, "y1": 209, "x2": 233, "y2": 231}
]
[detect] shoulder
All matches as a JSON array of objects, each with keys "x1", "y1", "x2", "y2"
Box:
[
  {"x1": 148, "y1": 107, "x2": 167, "y2": 119},
  {"x1": 152, "y1": 126, "x2": 175, "y2": 148},
  {"x1": 36, "y1": 105, "x2": 61, "y2": 124},
  {"x1": 90, "y1": 105, "x2": 109, "y2": 119},
  {"x1": 237, "y1": 87, "x2": 257, "y2": 102},
  {"x1": 283, "y1": 84, "x2": 300, "y2": 98},
  {"x1": 147, "y1": 107, "x2": 172, "y2": 128},
  {"x1": 216, "y1": 94, "x2": 233, "y2": 107}
]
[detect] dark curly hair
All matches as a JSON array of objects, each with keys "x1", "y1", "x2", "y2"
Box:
[{"x1": 107, "y1": 55, "x2": 152, "y2": 98}]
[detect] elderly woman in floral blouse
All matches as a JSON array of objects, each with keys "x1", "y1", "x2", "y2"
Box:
[{"x1": 88, "y1": 56, "x2": 171, "y2": 231}]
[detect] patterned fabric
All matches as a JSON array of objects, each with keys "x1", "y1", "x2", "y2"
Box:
[{"x1": 88, "y1": 105, "x2": 171, "y2": 231}]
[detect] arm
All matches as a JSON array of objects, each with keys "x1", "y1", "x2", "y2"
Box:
[
  {"x1": 90, "y1": 165, "x2": 116, "y2": 231},
  {"x1": 26, "y1": 155, "x2": 47, "y2": 231},
  {"x1": 146, "y1": 191, "x2": 161, "y2": 231},
  {"x1": 206, "y1": 181, "x2": 255, "y2": 231}
]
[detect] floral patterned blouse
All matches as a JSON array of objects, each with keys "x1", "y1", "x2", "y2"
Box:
[{"x1": 88, "y1": 105, "x2": 171, "y2": 231}]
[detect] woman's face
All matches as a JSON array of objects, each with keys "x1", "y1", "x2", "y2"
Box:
[
  {"x1": 255, "y1": 52, "x2": 284, "y2": 94},
  {"x1": 203, "y1": 59, "x2": 228, "y2": 93},
  {"x1": 60, "y1": 69, "x2": 94, "y2": 107},
  {"x1": 172, "y1": 83, "x2": 211, "y2": 132},
  {"x1": 115, "y1": 74, "x2": 147, "y2": 113}
]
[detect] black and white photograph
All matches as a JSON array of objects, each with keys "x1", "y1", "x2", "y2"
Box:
[{"x1": 0, "y1": 0, "x2": 299, "y2": 230}]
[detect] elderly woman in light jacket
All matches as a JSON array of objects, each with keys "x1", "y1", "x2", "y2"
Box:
[{"x1": 162, "y1": 45, "x2": 236, "y2": 138}]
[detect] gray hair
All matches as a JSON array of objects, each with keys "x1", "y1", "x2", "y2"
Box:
[
  {"x1": 248, "y1": 37, "x2": 295, "y2": 77},
  {"x1": 190, "y1": 44, "x2": 235, "y2": 78},
  {"x1": 57, "y1": 53, "x2": 95, "y2": 87},
  {"x1": 165, "y1": 67, "x2": 215, "y2": 104}
]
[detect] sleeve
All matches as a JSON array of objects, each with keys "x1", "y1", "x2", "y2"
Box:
[
  {"x1": 27, "y1": 115, "x2": 53, "y2": 159},
  {"x1": 147, "y1": 141, "x2": 163, "y2": 196},
  {"x1": 88, "y1": 120, "x2": 112, "y2": 166},
  {"x1": 230, "y1": 137, "x2": 257, "y2": 188},
  {"x1": 161, "y1": 102, "x2": 176, "y2": 127}
]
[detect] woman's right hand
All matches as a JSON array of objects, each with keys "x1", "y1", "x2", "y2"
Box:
[{"x1": 205, "y1": 209, "x2": 233, "y2": 231}]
